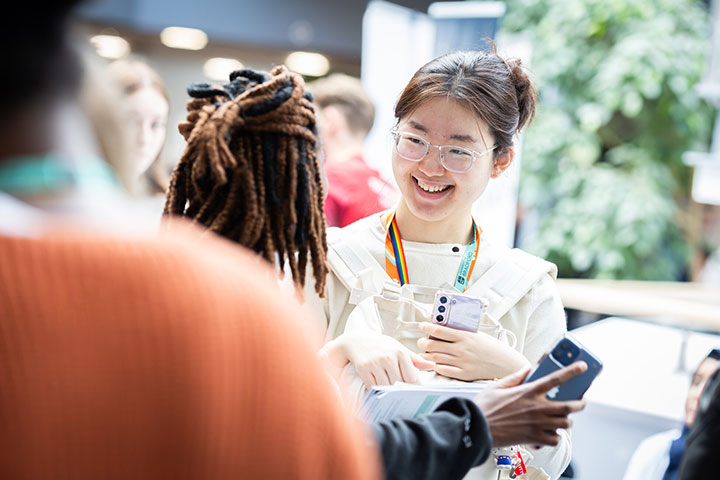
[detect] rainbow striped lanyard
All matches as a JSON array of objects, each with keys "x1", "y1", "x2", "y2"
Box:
[{"x1": 384, "y1": 211, "x2": 482, "y2": 293}]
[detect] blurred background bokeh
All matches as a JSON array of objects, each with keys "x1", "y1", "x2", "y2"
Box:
[
  {"x1": 75, "y1": 0, "x2": 718, "y2": 286},
  {"x1": 76, "y1": 0, "x2": 441, "y2": 169},
  {"x1": 504, "y1": 0, "x2": 715, "y2": 283}
]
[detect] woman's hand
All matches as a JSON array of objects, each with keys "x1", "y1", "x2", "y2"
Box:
[
  {"x1": 417, "y1": 322, "x2": 531, "y2": 381},
  {"x1": 324, "y1": 331, "x2": 434, "y2": 387}
]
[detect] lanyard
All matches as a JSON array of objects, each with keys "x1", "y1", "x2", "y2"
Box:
[
  {"x1": 384, "y1": 211, "x2": 481, "y2": 292},
  {"x1": 0, "y1": 153, "x2": 118, "y2": 195}
]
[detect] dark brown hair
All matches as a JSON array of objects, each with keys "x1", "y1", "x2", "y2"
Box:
[
  {"x1": 163, "y1": 66, "x2": 328, "y2": 296},
  {"x1": 394, "y1": 47, "x2": 537, "y2": 153}
]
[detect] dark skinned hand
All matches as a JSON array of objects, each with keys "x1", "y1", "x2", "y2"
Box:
[{"x1": 474, "y1": 361, "x2": 588, "y2": 447}]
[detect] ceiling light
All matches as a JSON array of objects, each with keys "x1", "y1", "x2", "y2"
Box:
[
  {"x1": 89, "y1": 34, "x2": 130, "y2": 59},
  {"x1": 160, "y1": 26, "x2": 208, "y2": 51},
  {"x1": 285, "y1": 51, "x2": 330, "y2": 77},
  {"x1": 203, "y1": 57, "x2": 244, "y2": 81}
]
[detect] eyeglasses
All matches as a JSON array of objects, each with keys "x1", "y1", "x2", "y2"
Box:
[{"x1": 391, "y1": 130, "x2": 496, "y2": 173}]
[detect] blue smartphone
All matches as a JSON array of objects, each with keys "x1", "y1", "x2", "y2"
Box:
[{"x1": 524, "y1": 335, "x2": 603, "y2": 401}]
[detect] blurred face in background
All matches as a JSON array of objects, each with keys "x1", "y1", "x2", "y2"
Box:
[
  {"x1": 124, "y1": 86, "x2": 168, "y2": 178},
  {"x1": 685, "y1": 357, "x2": 719, "y2": 426}
]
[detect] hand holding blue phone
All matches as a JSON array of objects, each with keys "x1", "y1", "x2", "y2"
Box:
[{"x1": 475, "y1": 361, "x2": 589, "y2": 448}]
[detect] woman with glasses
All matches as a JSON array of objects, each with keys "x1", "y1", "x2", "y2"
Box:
[{"x1": 310, "y1": 48, "x2": 571, "y2": 478}]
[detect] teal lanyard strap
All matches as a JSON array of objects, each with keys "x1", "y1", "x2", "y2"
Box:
[
  {"x1": 0, "y1": 154, "x2": 118, "y2": 195},
  {"x1": 453, "y1": 221, "x2": 480, "y2": 293}
]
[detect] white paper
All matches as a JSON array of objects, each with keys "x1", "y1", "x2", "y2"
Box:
[{"x1": 360, "y1": 382, "x2": 487, "y2": 423}]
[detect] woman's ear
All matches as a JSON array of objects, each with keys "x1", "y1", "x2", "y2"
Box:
[{"x1": 491, "y1": 147, "x2": 514, "y2": 178}]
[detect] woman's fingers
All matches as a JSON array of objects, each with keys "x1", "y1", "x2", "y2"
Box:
[
  {"x1": 417, "y1": 336, "x2": 457, "y2": 354},
  {"x1": 398, "y1": 352, "x2": 419, "y2": 383},
  {"x1": 410, "y1": 352, "x2": 435, "y2": 371},
  {"x1": 421, "y1": 352, "x2": 458, "y2": 366},
  {"x1": 357, "y1": 368, "x2": 377, "y2": 388},
  {"x1": 374, "y1": 369, "x2": 392, "y2": 385},
  {"x1": 382, "y1": 356, "x2": 405, "y2": 385},
  {"x1": 358, "y1": 362, "x2": 391, "y2": 386},
  {"x1": 433, "y1": 363, "x2": 468, "y2": 380},
  {"x1": 418, "y1": 322, "x2": 464, "y2": 342}
]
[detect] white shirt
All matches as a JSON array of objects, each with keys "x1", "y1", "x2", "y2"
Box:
[{"x1": 622, "y1": 429, "x2": 679, "y2": 480}]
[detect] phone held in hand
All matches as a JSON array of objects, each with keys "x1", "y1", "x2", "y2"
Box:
[
  {"x1": 431, "y1": 290, "x2": 487, "y2": 332},
  {"x1": 524, "y1": 334, "x2": 603, "y2": 401}
]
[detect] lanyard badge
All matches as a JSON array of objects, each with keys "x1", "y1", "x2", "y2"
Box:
[
  {"x1": 384, "y1": 211, "x2": 481, "y2": 292},
  {"x1": 493, "y1": 446, "x2": 528, "y2": 478},
  {"x1": 509, "y1": 450, "x2": 527, "y2": 478}
]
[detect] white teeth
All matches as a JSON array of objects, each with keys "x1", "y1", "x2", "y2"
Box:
[{"x1": 417, "y1": 179, "x2": 450, "y2": 193}]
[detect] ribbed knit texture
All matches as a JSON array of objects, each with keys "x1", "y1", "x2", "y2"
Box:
[{"x1": 0, "y1": 223, "x2": 379, "y2": 480}]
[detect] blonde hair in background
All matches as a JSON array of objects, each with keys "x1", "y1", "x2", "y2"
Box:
[
  {"x1": 77, "y1": 47, "x2": 133, "y2": 191},
  {"x1": 308, "y1": 73, "x2": 375, "y2": 137}
]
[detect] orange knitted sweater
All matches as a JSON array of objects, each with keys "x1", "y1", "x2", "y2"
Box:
[{"x1": 0, "y1": 223, "x2": 380, "y2": 480}]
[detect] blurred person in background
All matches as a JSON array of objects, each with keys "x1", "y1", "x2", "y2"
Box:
[
  {"x1": 678, "y1": 353, "x2": 720, "y2": 479},
  {"x1": 623, "y1": 349, "x2": 720, "y2": 480},
  {"x1": 0, "y1": 8, "x2": 126, "y2": 229},
  {"x1": 165, "y1": 65, "x2": 588, "y2": 480},
  {"x1": 107, "y1": 57, "x2": 171, "y2": 200},
  {"x1": 0, "y1": 2, "x2": 381, "y2": 479},
  {"x1": 78, "y1": 48, "x2": 134, "y2": 194},
  {"x1": 308, "y1": 73, "x2": 397, "y2": 227}
]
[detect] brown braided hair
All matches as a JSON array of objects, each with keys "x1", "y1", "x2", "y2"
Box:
[{"x1": 164, "y1": 66, "x2": 328, "y2": 296}]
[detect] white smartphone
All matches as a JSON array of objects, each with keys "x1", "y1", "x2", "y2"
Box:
[{"x1": 431, "y1": 291, "x2": 486, "y2": 332}]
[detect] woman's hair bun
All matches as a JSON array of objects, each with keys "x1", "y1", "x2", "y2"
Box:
[{"x1": 505, "y1": 58, "x2": 537, "y2": 134}]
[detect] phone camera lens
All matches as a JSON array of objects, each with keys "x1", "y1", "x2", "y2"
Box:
[
  {"x1": 438, "y1": 306, "x2": 446, "y2": 313},
  {"x1": 440, "y1": 296, "x2": 448, "y2": 304},
  {"x1": 436, "y1": 315, "x2": 444, "y2": 322}
]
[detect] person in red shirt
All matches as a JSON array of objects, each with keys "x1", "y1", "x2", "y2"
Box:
[{"x1": 309, "y1": 74, "x2": 398, "y2": 227}]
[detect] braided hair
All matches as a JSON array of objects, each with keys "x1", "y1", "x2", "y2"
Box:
[{"x1": 164, "y1": 66, "x2": 328, "y2": 296}]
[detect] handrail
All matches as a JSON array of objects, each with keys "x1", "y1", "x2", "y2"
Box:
[{"x1": 556, "y1": 279, "x2": 720, "y2": 332}]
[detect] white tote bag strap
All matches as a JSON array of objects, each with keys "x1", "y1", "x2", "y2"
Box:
[
  {"x1": 465, "y1": 248, "x2": 557, "y2": 323},
  {"x1": 326, "y1": 227, "x2": 391, "y2": 305}
]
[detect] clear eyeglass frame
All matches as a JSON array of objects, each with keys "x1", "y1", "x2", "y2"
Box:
[{"x1": 391, "y1": 129, "x2": 497, "y2": 173}]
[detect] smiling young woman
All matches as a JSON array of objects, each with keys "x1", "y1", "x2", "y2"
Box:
[
  {"x1": 390, "y1": 96, "x2": 504, "y2": 244},
  {"x1": 308, "y1": 48, "x2": 571, "y2": 479}
]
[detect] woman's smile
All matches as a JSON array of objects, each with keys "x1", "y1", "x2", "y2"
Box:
[{"x1": 413, "y1": 175, "x2": 454, "y2": 197}]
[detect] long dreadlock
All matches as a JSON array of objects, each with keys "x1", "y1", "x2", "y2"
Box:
[{"x1": 164, "y1": 66, "x2": 328, "y2": 296}]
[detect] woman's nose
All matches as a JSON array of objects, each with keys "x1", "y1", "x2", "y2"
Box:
[{"x1": 417, "y1": 146, "x2": 445, "y2": 177}]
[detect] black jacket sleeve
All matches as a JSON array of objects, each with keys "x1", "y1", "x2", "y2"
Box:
[{"x1": 373, "y1": 397, "x2": 492, "y2": 480}]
